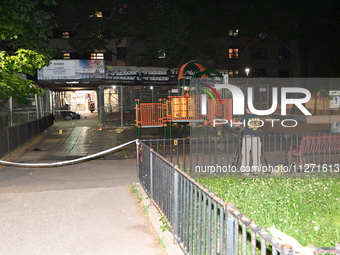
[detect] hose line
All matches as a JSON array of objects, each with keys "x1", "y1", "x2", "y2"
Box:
[{"x1": 0, "y1": 139, "x2": 138, "y2": 168}]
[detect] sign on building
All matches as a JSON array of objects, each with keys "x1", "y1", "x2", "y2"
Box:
[
  {"x1": 329, "y1": 90, "x2": 340, "y2": 109},
  {"x1": 38, "y1": 60, "x2": 105, "y2": 80}
]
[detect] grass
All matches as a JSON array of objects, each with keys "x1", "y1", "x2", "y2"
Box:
[
  {"x1": 130, "y1": 184, "x2": 167, "y2": 251},
  {"x1": 130, "y1": 183, "x2": 149, "y2": 215},
  {"x1": 197, "y1": 176, "x2": 340, "y2": 247}
]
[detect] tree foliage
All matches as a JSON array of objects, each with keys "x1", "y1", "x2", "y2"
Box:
[
  {"x1": 0, "y1": 50, "x2": 49, "y2": 103},
  {"x1": 0, "y1": 0, "x2": 56, "y2": 103},
  {"x1": 107, "y1": 0, "x2": 340, "y2": 73},
  {"x1": 0, "y1": 0, "x2": 57, "y2": 55}
]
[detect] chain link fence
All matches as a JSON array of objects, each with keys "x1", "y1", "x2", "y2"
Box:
[{"x1": 0, "y1": 90, "x2": 53, "y2": 158}]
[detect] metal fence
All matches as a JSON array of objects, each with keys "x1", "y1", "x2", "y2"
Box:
[
  {"x1": 0, "y1": 114, "x2": 54, "y2": 158},
  {"x1": 141, "y1": 133, "x2": 340, "y2": 176},
  {"x1": 137, "y1": 139, "x2": 340, "y2": 255},
  {"x1": 0, "y1": 91, "x2": 52, "y2": 130}
]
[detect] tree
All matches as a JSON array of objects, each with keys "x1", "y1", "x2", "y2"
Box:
[
  {"x1": 0, "y1": 49, "x2": 49, "y2": 103},
  {"x1": 0, "y1": 0, "x2": 57, "y2": 103},
  {"x1": 54, "y1": 0, "x2": 125, "y2": 57}
]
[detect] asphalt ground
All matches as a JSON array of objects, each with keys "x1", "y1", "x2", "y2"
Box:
[{"x1": 0, "y1": 111, "x2": 182, "y2": 255}]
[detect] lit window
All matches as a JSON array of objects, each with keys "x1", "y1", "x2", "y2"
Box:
[
  {"x1": 228, "y1": 69, "x2": 239, "y2": 78},
  {"x1": 228, "y1": 29, "x2": 239, "y2": 37},
  {"x1": 118, "y1": 4, "x2": 128, "y2": 14},
  {"x1": 228, "y1": 48, "x2": 239, "y2": 59},
  {"x1": 158, "y1": 50, "x2": 166, "y2": 59},
  {"x1": 62, "y1": 31, "x2": 69, "y2": 39},
  {"x1": 90, "y1": 12, "x2": 103, "y2": 18},
  {"x1": 63, "y1": 53, "x2": 70, "y2": 59},
  {"x1": 91, "y1": 53, "x2": 104, "y2": 59}
]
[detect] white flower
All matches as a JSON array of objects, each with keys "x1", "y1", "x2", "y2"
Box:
[
  {"x1": 314, "y1": 226, "x2": 319, "y2": 231},
  {"x1": 313, "y1": 212, "x2": 317, "y2": 215}
]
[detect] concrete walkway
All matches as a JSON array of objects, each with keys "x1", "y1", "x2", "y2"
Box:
[{"x1": 0, "y1": 112, "x2": 180, "y2": 255}]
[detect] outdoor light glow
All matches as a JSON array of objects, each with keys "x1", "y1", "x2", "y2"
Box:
[
  {"x1": 150, "y1": 86, "x2": 154, "y2": 90},
  {"x1": 245, "y1": 68, "x2": 250, "y2": 76}
]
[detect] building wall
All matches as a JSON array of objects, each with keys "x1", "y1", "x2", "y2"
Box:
[{"x1": 49, "y1": 30, "x2": 329, "y2": 78}]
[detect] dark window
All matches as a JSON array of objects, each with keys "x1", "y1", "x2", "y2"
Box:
[
  {"x1": 102, "y1": 10, "x2": 112, "y2": 17},
  {"x1": 117, "y1": 47, "x2": 127, "y2": 59},
  {"x1": 251, "y1": 48, "x2": 267, "y2": 59},
  {"x1": 279, "y1": 69, "x2": 289, "y2": 77},
  {"x1": 279, "y1": 48, "x2": 289, "y2": 59},
  {"x1": 252, "y1": 68, "x2": 267, "y2": 78},
  {"x1": 105, "y1": 52, "x2": 112, "y2": 61}
]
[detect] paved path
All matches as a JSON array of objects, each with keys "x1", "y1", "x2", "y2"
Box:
[{"x1": 0, "y1": 112, "x2": 168, "y2": 255}]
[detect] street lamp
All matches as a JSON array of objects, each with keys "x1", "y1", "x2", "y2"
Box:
[
  {"x1": 245, "y1": 68, "x2": 250, "y2": 77},
  {"x1": 150, "y1": 86, "x2": 154, "y2": 103}
]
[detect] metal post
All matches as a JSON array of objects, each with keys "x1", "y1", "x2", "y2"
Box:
[
  {"x1": 120, "y1": 85, "x2": 124, "y2": 127},
  {"x1": 173, "y1": 169, "x2": 179, "y2": 236},
  {"x1": 136, "y1": 140, "x2": 140, "y2": 178},
  {"x1": 7, "y1": 129, "x2": 10, "y2": 154},
  {"x1": 284, "y1": 134, "x2": 289, "y2": 166},
  {"x1": 226, "y1": 204, "x2": 234, "y2": 255},
  {"x1": 336, "y1": 243, "x2": 340, "y2": 253},
  {"x1": 9, "y1": 97, "x2": 13, "y2": 127},
  {"x1": 35, "y1": 94, "x2": 39, "y2": 119},
  {"x1": 150, "y1": 149, "x2": 153, "y2": 199},
  {"x1": 97, "y1": 87, "x2": 105, "y2": 126}
]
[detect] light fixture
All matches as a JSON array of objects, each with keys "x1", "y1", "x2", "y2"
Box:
[{"x1": 245, "y1": 68, "x2": 250, "y2": 77}]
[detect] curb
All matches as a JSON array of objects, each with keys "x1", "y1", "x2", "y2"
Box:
[
  {"x1": 0, "y1": 125, "x2": 56, "y2": 168},
  {"x1": 132, "y1": 182, "x2": 184, "y2": 255}
]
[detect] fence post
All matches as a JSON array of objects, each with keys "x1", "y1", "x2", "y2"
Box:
[
  {"x1": 7, "y1": 129, "x2": 10, "y2": 155},
  {"x1": 284, "y1": 134, "x2": 289, "y2": 166},
  {"x1": 226, "y1": 203, "x2": 235, "y2": 255},
  {"x1": 120, "y1": 86, "x2": 124, "y2": 127},
  {"x1": 173, "y1": 168, "x2": 179, "y2": 237},
  {"x1": 281, "y1": 244, "x2": 293, "y2": 255},
  {"x1": 9, "y1": 97, "x2": 13, "y2": 127},
  {"x1": 136, "y1": 141, "x2": 140, "y2": 179},
  {"x1": 150, "y1": 149, "x2": 154, "y2": 199}
]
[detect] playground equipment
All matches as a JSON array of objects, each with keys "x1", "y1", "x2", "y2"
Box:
[{"x1": 135, "y1": 60, "x2": 233, "y2": 138}]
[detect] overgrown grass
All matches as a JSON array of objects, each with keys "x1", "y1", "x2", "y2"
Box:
[{"x1": 197, "y1": 176, "x2": 340, "y2": 246}]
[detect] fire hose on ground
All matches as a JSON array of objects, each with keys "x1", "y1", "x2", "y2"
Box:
[{"x1": 0, "y1": 139, "x2": 139, "y2": 168}]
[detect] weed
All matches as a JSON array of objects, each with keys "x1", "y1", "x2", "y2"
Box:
[
  {"x1": 130, "y1": 183, "x2": 142, "y2": 203},
  {"x1": 159, "y1": 215, "x2": 170, "y2": 232}
]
